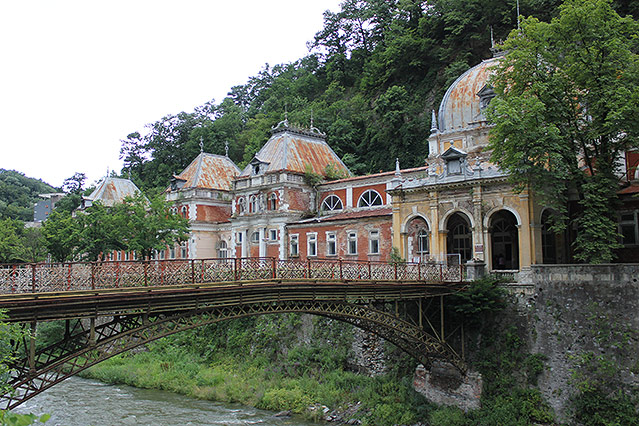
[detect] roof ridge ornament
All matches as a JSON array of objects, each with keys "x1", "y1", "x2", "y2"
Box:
[
  {"x1": 199, "y1": 137, "x2": 204, "y2": 153},
  {"x1": 225, "y1": 140, "x2": 229, "y2": 157},
  {"x1": 430, "y1": 110, "x2": 438, "y2": 134}
]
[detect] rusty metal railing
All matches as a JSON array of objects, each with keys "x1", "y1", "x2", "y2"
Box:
[{"x1": 0, "y1": 258, "x2": 465, "y2": 294}]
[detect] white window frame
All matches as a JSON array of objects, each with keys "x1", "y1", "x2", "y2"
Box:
[
  {"x1": 249, "y1": 195, "x2": 258, "y2": 213},
  {"x1": 347, "y1": 231, "x2": 358, "y2": 255},
  {"x1": 269, "y1": 229, "x2": 277, "y2": 241},
  {"x1": 169, "y1": 246, "x2": 175, "y2": 259},
  {"x1": 357, "y1": 190, "x2": 383, "y2": 208},
  {"x1": 326, "y1": 232, "x2": 337, "y2": 256},
  {"x1": 369, "y1": 230, "x2": 380, "y2": 255},
  {"x1": 251, "y1": 231, "x2": 260, "y2": 243},
  {"x1": 180, "y1": 242, "x2": 187, "y2": 259},
  {"x1": 217, "y1": 240, "x2": 228, "y2": 258},
  {"x1": 181, "y1": 206, "x2": 188, "y2": 218},
  {"x1": 307, "y1": 232, "x2": 318, "y2": 257},
  {"x1": 290, "y1": 234, "x2": 299, "y2": 257},
  {"x1": 236, "y1": 232, "x2": 243, "y2": 244},
  {"x1": 417, "y1": 229, "x2": 429, "y2": 254},
  {"x1": 321, "y1": 195, "x2": 344, "y2": 212}
]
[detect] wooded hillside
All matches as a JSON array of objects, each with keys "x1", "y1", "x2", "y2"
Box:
[{"x1": 118, "y1": 0, "x2": 636, "y2": 192}]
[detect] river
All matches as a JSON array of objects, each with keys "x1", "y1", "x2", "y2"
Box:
[{"x1": 14, "y1": 376, "x2": 316, "y2": 426}]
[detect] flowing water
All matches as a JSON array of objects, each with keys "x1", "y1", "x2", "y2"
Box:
[{"x1": 14, "y1": 376, "x2": 316, "y2": 426}]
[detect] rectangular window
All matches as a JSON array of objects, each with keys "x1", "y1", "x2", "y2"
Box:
[
  {"x1": 116, "y1": 251, "x2": 121, "y2": 261},
  {"x1": 326, "y1": 232, "x2": 337, "y2": 256},
  {"x1": 369, "y1": 230, "x2": 380, "y2": 255},
  {"x1": 269, "y1": 229, "x2": 277, "y2": 241},
  {"x1": 159, "y1": 250, "x2": 165, "y2": 260},
  {"x1": 169, "y1": 246, "x2": 175, "y2": 259},
  {"x1": 237, "y1": 232, "x2": 243, "y2": 244},
  {"x1": 307, "y1": 233, "x2": 317, "y2": 257},
  {"x1": 181, "y1": 243, "x2": 188, "y2": 259},
  {"x1": 347, "y1": 231, "x2": 357, "y2": 255},
  {"x1": 619, "y1": 211, "x2": 639, "y2": 246},
  {"x1": 290, "y1": 234, "x2": 299, "y2": 257},
  {"x1": 124, "y1": 252, "x2": 129, "y2": 261}
]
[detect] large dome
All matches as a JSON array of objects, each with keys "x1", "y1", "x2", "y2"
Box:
[{"x1": 437, "y1": 57, "x2": 500, "y2": 133}]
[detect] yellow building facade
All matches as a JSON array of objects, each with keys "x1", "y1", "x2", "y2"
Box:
[{"x1": 390, "y1": 57, "x2": 555, "y2": 273}]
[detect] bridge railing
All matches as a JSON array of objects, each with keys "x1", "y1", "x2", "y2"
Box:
[{"x1": 0, "y1": 258, "x2": 464, "y2": 294}]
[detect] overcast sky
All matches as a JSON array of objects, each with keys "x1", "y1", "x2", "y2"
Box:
[{"x1": 0, "y1": 0, "x2": 342, "y2": 188}]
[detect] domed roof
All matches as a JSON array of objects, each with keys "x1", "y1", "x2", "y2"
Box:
[{"x1": 437, "y1": 57, "x2": 500, "y2": 133}]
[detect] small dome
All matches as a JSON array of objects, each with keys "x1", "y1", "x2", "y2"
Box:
[{"x1": 437, "y1": 57, "x2": 500, "y2": 133}]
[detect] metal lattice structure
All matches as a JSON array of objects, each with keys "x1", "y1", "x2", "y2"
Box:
[
  {"x1": 2, "y1": 300, "x2": 464, "y2": 410},
  {"x1": 0, "y1": 257, "x2": 464, "y2": 294},
  {"x1": 0, "y1": 258, "x2": 467, "y2": 409}
]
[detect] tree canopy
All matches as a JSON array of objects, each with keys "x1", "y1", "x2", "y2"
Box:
[
  {"x1": 487, "y1": 0, "x2": 639, "y2": 262},
  {"x1": 0, "y1": 170, "x2": 56, "y2": 222},
  {"x1": 42, "y1": 195, "x2": 189, "y2": 262},
  {"x1": 119, "y1": 0, "x2": 573, "y2": 192}
]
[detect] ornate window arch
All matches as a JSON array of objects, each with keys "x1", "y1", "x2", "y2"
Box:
[
  {"x1": 321, "y1": 195, "x2": 343, "y2": 212},
  {"x1": 249, "y1": 195, "x2": 258, "y2": 213},
  {"x1": 237, "y1": 197, "x2": 246, "y2": 214},
  {"x1": 268, "y1": 193, "x2": 278, "y2": 210},
  {"x1": 180, "y1": 206, "x2": 188, "y2": 218},
  {"x1": 357, "y1": 190, "x2": 383, "y2": 208}
]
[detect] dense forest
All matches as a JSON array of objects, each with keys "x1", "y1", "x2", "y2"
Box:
[
  {"x1": 122, "y1": 0, "x2": 622, "y2": 191},
  {"x1": 0, "y1": 169, "x2": 56, "y2": 222}
]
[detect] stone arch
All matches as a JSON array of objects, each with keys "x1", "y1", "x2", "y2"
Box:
[
  {"x1": 439, "y1": 208, "x2": 475, "y2": 232},
  {"x1": 483, "y1": 205, "x2": 522, "y2": 229},
  {"x1": 488, "y1": 210, "x2": 519, "y2": 270}
]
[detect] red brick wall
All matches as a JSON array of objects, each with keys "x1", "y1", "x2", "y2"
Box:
[
  {"x1": 288, "y1": 217, "x2": 392, "y2": 262},
  {"x1": 352, "y1": 183, "x2": 388, "y2": 206}
]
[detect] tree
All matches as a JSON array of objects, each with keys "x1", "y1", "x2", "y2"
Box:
[
  {"x1": 62, "y1": 172, "x2": 87, "y2": 195},
  {"x1": 41, "y1": 210, "x2": 81, "y2": 262},
  {"x1": 113, "y1": 194, "x2": 189, "y2": 260},
  {"x1": 487, "y1": 0, "x2": 639, "y2": 263},
  {"x1": 0, "y1": 219, "x2": 25, "y2": 264},
  {"x1": 75, "y1": 202, "x2": 126, "y2": 261}
]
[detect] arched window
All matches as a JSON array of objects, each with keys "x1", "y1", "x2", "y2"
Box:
[
  {"x1": 321, "y1": 195, "x2": 343, "y2": 212},
  {"x1": 237, "y1": 197, "x2": 246, "y2": 214},
  {"x1": 180, "y1": 206, "x2": 188, "y2": 218},
  {"x1": 268, "y1": 193, "x2": 278, "y2": 210},
  {"x1": 249, "y1": 195, "x2": 258, "y2": 213},
  {"x1": 490, "y1": 210, "x2": 519, "y2": 270},
  {"x1": 217, "y1": 240, "x2": 228, "y2": 258},
  {"x1": 406, "y1": 217, "x2": 429, "y2": 261},
  {"x1": 358, "y1": 190, "x2": 383, "y2": 208},
  {"x1": 446, "y1": 213, "x2": 472, "y2": 265},
  {"x1": 251, "y1": 231, "x2": 260, "y2": 243}
]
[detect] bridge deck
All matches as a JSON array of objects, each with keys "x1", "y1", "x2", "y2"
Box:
[{"x1": 0, "y1": 258, "x2": 464, "y2": 322}]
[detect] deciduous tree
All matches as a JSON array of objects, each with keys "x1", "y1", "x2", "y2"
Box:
[{"x1": 487, "y1": 0, "x2": 639, "y2": 262}]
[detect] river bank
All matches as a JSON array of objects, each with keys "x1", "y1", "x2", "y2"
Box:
[{"x1": 16, "y1": 375, "x2": 318, "y2": 426}]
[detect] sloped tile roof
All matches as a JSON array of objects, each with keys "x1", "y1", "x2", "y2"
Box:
[
  {"x1": 239, "y1": 127, "x2": 350, "y2": 177},
  {"x1": 86, "y1": 177, "x2": 142, "y2": 207},
  {"x1": 174, "y1": 153, "x2": 240, "y2": 191},
  {"x1": 291, "y1": 208, "x2": 392, "y2": 225}
]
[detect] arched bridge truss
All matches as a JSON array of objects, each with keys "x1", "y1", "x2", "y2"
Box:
[{"x1": 0, "y1": 258, "x2": 467, "y2": 410}]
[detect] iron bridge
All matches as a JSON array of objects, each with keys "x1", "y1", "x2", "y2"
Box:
[{"x1": 0, "y1": 257, "x2": 468, "y2": 409}]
